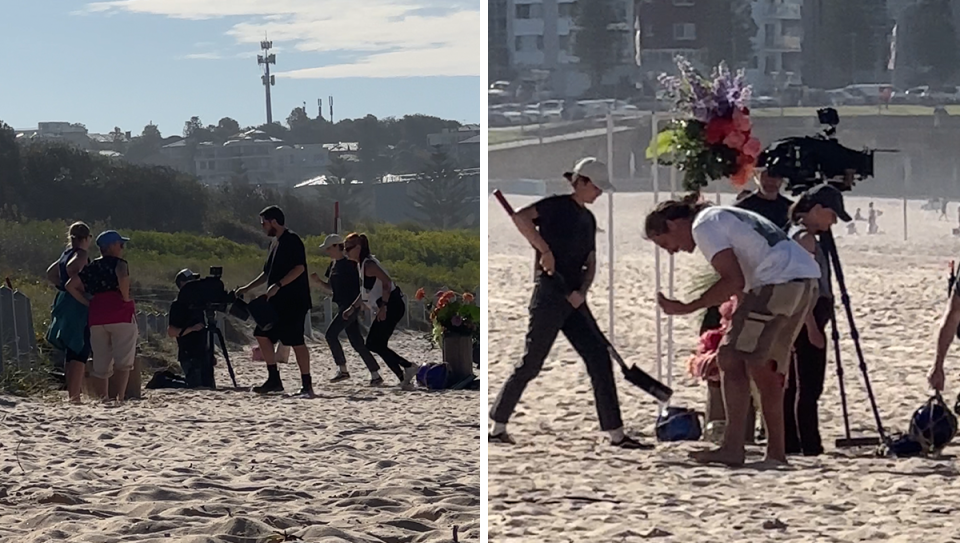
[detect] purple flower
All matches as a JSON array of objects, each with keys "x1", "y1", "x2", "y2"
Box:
[{"x1": 451, "y1": 315, "x2": 463, "y2": 327}]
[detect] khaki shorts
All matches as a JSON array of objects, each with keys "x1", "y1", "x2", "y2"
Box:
[
  {"x1": 720, "y1": 279, "x2": 818, "y2": 375},
  {"x1": 89, "y1": 321, "x2": 139, "y2": 379}
]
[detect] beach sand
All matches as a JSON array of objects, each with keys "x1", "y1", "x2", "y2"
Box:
[
  {"x1": 0, "y1": 331, "x2": 480, "y2": 543},
  {"x1": 488, "y1": 192, "x2": 960, "y2": 542}
]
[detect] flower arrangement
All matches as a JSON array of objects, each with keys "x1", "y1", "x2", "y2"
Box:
[
  {"x1": 645, "y1": 56, "x2": 761, "y2": 192},
  {"x1": 686, "y1": 295, "x2": 738, "y2": 382},
  {"x1": 415, "y1": 288, "x2": 480, "y2": 348}
]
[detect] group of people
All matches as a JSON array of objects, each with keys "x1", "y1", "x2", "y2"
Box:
[
  {"x1": 46, "y1": 223, "x2": 138, "y2": 403},
  {"x1": 47, "y1": 205, "x2": 419, "y2": 404},
  {"x1": 488, "y1": 155, "x2": 852, "y2": 466}
]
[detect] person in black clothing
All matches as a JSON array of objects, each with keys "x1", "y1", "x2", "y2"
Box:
[
  {"x1": 237, "y1": 206, "x2": 314, "y2": 397},
  {"x1": 734, "y1": 168, "x2": 793, "y2": 229},
  {"x1": 311, "y1": 234, "x2": 383, "y2": 386},
  {"x1": 784, "y1": 184, "x2": 851, "y2": 456},
  {"x1": 166, "y1": 269, "x2": 215, "y2": 388},
  {"x1": 488, "y1": 157, "x2": 650, "y2": 449}
]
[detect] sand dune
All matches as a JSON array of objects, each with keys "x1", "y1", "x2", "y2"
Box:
[
  {"x1": 1, "y1": 331, "x2": 480, "y2": 542},
  {"x1": 488, "y1": 192, "x2": 960, "y2": 542}
]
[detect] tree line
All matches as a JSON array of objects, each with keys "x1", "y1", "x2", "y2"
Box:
[{"x1": 0, "y1": 115, "x2": 478, "y2": 242}]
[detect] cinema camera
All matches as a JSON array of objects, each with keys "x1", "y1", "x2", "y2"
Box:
[
  {"x1": 759, "y1": 107, "x2": 896, "y2": 196},
  {"x1": 175, "y1": 266, "x2": 240, "y2": 388},
  {"x1": 177, "y1": 267, "x2": 240, "y2": 313}
]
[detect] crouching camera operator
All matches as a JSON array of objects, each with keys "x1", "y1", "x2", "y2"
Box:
[{"x1": 167, "y1": 269, "x2": 215, "y2": 388}]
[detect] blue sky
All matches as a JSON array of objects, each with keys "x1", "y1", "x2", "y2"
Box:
[{"x1": 0, "y1": 0, "x2": 482, "y2": 136}]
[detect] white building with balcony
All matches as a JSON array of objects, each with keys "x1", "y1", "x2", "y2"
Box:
[
  {"x1": 179, "y1": 129, "x2": 330, "y2": 187},
  {"x1": 748, "y1": 0, "x2": 804, "y2": 93},
  {"x1": 507, "y1": 0, "x2": 636, "y2": 97}
]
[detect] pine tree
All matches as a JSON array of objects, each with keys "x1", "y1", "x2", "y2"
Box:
[{"x1": 410, "y1": 147, "x2": 473, "y2": 229}]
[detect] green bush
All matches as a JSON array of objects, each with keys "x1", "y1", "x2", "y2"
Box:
[{"x1": 0, "y1": 220, "x2": 480, "y2": 304}]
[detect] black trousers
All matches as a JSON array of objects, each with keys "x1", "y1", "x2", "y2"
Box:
[
  {"x1": 489, "y1": 280, "x2": 623, "y2": 431},
  {"x1": 326, "y1": 305, "x2": 380, "y2": 374},
  {"x1": 366, "y1": 288, "x2": 413, "y2": 381},
  {"x1": 784, "y1": 296, "x2": 832, "y2": 455}
]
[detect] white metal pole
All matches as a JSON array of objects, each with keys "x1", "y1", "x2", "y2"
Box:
[
  {"x1": 715, "y1": 181, "x2": 721, "y2": 204},
  {"x1": 652, "y1": 112, "x2": 663, "y2": 384},
  {"x1": 667, "y1": 166, "x2": 677, "y2": 391},
  {"x1": 904, "y1": 156, "x2": 910, "y2": 241},
  {"x1": 606, "y1": 111, "x2": 616, "y2": 344}
]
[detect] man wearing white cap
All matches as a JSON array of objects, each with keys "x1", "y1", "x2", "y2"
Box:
[
  {"x1": 312, "y1": 233, "x2": 383, "y2": 385},
  {"x1": 489, "y1": 157, "x2": 651, "y2": 449}
]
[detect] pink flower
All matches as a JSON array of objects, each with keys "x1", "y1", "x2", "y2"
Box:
[
  {"x1": 742, "y1": 137, "x2": 762, "y2": 158},
  {"x1": 723, "y1": 130, "x2": 746, "y2": 151},
  {"x1": 733, "y1": 108, "x2": 751, "y2": 132}
]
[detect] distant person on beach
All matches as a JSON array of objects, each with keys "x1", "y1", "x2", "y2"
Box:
[
  {"x1": 67, "y1": 230, "x2": 138, "y2": 402},
  {"x1": 45, "y1": 222, "x2": 93, "y2": 403},
  {"x1": 342, "y1": 232, "x2": 418, "y2": 390},
  {"x1": 855, "y1": 208, "x2": 864, "y2": 221},
  {"x1": 489, "y1": 158, "x2": 650, "y2": 450},
  {"x1": 311, "y1": 233, "x2": 384, "y2": 386},
  {"x1": 941, "y1": 198, "x2": 949, "y2": 221},
  {"x1": 867, "y1": 202, "x2": 881, "y2": 234},
  {"x1": 237, "y1": 205, "x2": 314, "y2": 397},
  {"x1": 785, "y1": 185, "x2": 852, "y2": 456},
  {"x1": 645, "y1": 194, "x2": 820, "y2": 465}
]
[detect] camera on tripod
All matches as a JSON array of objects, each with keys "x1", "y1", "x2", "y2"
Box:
[
  {"x1": 759, "y1": 107, "x2": 893, "y2": 196},
  {"x1": 177, "y1": 267, "x2": 238, "y2": 314}
]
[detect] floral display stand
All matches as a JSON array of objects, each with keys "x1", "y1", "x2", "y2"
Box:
[
  {"x1": 442, "y1": 333, "x2": 474, "y2": 384},
  {"x1": 416, "y1": 288, "x2": 479, "y2": 389}
]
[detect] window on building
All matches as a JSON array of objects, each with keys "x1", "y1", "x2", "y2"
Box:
[
  {"x1": 673, "y1": 23, "x2": 696, "y2": 41},
  {"x1": 558, "y1": 2, "x2": 576, "y2": 18},
  {"x1": 764, "y1": 23, "x2": 776, "y2": 47},
  {"x1": 559, "y1": 34, "x2": 571, "y2": 53},
  {"x1": 765, "y1": 55, "x2": 778, "y2": 74},
  {"x1": 673, "y1": 0, "x2": 694, "y2": 5},
  {"x1": 537, "y1": 35, "x2": 544, "y2": 50},
  {"x1": 643, "y1": 23, "x2": 654, "y2": 39},
  {"x1": 516, "y1": 4, "x2": 531, "y2": 18},
  {"x1": 199, "y1": 162, "x2": 206, "y2": 170}
]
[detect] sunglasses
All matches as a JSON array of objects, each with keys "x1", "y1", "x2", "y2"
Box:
[{"x1": 344, "y1": 244, "x2": 358, "y2": 251}]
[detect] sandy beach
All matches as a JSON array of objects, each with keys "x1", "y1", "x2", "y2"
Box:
[
  {"x1": 488, "y1": 191, "x2": 960, "y2": 542},
  {"x1": 0, "y1": 331, "x2": 480, "y2": 543}
]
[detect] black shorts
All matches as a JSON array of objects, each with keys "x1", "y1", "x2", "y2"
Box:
[
  {"x1": 65, "y1": 327, "x2": 91, "y2": 365},
  {"x1": 254, "y1": 306, "x2": 308, "y2": 347}
]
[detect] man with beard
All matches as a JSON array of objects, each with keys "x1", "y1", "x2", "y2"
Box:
[{"x1": 238, "y1": 206, "x2": 314, "y2": 396}]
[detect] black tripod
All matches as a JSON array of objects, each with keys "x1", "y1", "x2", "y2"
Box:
[
  {"x1": 203, "y1": 309, "x2": 238, "y2": 389},
  {"x1": 818, "y1": 229, "x2": 889, "y2": 449}
]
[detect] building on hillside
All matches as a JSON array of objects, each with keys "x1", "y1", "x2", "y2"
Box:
[
  {"x1": 14, "y1": 122, "x2": 94, "y2": 149},
  {"x1": 181, "y1": 129, "x2": 330, "y2": 187},
  {"x1": 500, "y1": 0, "x2": 636, "y2": 98},
  {"x1": 427, "y1": 125, "x2": 481, "y2": 167}
]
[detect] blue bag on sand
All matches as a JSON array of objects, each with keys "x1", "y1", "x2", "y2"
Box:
[
  {"x1": 656, "y1": 406, "x2": 703, "y2": 442},
  {"x1": 416, "y1": 363, "x2": 448, "y2": 390}
]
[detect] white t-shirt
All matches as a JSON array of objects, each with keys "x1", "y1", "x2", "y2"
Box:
[
  {"x1": 692, "y1": 206, "x2": 820, "y2": 291},
  {"x1": 360, "y1": 256, "x2": 396, "y2": 311}
]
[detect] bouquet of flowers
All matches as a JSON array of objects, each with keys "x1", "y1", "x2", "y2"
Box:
[
  {"x1": 415, "y1": 288, "x2": 480, "y2": 348},
  {"x1": 646, "y1": 56, "x2": 761, "y2": 192}
]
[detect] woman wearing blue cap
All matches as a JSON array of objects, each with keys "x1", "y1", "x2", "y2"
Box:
[{"x1": 67, "y1": 230, "x2": 139, "y2": 401}]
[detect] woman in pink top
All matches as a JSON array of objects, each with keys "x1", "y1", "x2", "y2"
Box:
[{"x1": 67, "y1": 230, "x2": 138, "y2": 401}]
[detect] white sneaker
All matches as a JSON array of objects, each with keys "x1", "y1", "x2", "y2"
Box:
[{"x1": 401, "y1": 365, "x2": 419, "y2": 390}]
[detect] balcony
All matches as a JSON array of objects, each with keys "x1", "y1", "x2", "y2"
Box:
[
  {"x1": 514, "y1": 18, "x2": 544, "y2": 35},
  {"x1": 763, "y1": 35, "x2": 802, "y2": 51},
  {"x1": 759, "y1": 3, "x2": 801, "y2": 20}
]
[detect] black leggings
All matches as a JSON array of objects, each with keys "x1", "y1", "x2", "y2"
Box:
[
  {"x1": 785, "y1": 296, "x2": 832, "y2": 456},
  {"x1": 366, "y1": 288, "x2": 413, "y2": 381}
]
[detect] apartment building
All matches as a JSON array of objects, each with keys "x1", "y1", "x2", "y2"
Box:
[
  {"x1": 170, "y1": 129, "x2": 330, "y2": 187},
  {"x1": 750, "y1": 0, "x2": 804, "y2": 92},
  {"x1": 634, "y1": 0, "x2": 711, "y2": 77},
  {"x1": 505, "y1": 0, "x2": 636, "y2": 97}
]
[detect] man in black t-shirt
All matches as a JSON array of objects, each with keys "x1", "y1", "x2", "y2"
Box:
[
  {"x1": 238, "y1": 206, "x2": 314, "y2": 396},
  {"x1": 311, "y1": 234, "x2": 382, "y2": 385},
  {"x1": 489, "y1": 157, "x2": 651, "y2": 450},
  {"x1": 167, "y1": 269, "x2": 214, "y2": 388},
  {"x1": 734, "y1": 168, "x2": 793, "y2": 229}
]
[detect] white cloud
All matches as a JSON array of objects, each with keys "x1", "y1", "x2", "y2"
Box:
[
  {"x1": 83, "y1": 0, "x2": 482, "y2": 78},
  {"x1": 182, "y1": 52, "x2": 222, "y2": 60}
]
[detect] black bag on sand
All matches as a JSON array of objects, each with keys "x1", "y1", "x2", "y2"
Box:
[{"x1": 146, "y1": 370, "x2": 191, "y2": 390}]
